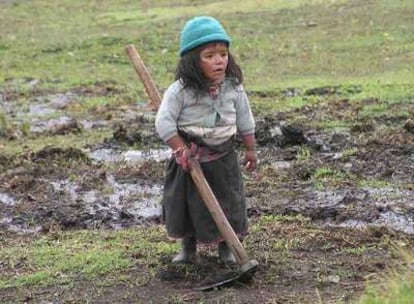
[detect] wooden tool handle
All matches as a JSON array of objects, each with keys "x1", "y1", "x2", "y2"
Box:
[
  {"x1": 125, "y1": 44, "x2": 161, "y2": 111},
  {"x1": 189, "y1": 159, "x2": 250, "y2": 265}
]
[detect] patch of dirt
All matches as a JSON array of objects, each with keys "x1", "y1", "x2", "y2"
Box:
[
  {"x1": 0, "y1": 223, "x2": 412, "y2": 303},
  {"x1": 1, "y1": 86, "x2": 414, "y2": 303}
]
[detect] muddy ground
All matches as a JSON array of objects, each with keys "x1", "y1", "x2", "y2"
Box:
[{"x1": 0, "y1": 80, "x2": 414, "y2": 303}]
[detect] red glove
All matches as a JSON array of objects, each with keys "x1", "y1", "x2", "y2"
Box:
[{"x1": 173, "y1": 146, "x2": 192, "y2": 172}]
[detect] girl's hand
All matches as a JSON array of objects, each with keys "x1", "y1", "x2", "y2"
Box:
[
  {"x1": 243, "y1": 150, "x2": 257, "y2": 172},
  {"x1": 173, "y1": 146, "x2": 192, "y2": 172}
]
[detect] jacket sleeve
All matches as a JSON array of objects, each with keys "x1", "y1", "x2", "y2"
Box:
[
  {"x1": 155, "y1": 82, "x2": 183, "y2": 142},
  {"x1": 235, "y1": 85, "x2": 255, "y2": 136}
]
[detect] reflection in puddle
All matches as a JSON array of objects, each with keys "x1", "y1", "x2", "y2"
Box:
[
  {"x1": 330, "y1": 211, "x2": 414, "y2": 235},
  {"x1": 27, "y1": 115, "x2": 106, "y2": 134},
  {"x1": 50, "y1": 174, "x2": 163, "y2": 224},
  {"x1": 0, "y1": 192, "x2": 16, "y2": 206},
  {"x1": 49, "y1": 93, "x2": 77, "y2": 109},
  {"x1": 30, "y1": 116, "x2": 78, "y2": 133},
  {"x1": 319, "y1": 187, "x2": 414, "y2": 235},
  {"x1": 4, "y1": 91, "x2": 108, "y2": 134},
  {"x1": 0, "y1": 216, "x2": 43, "y2": 234},
  {"x1": 271, "y1": 161, "x2": 291, "y2": 170},
  {"x1": 80, "y1": 119, "x2": 108, "y2": 130},
  {"x1": 29, "y1": 103, "x2": 56, "y2": 116},
  {"x1": 89, "y1": 148, "x2": 171, "y2": 163},
  {"x1": 29, "y1": 93, "x2": 76, "y2": 117},
  {"x1": 378, "y1": 211, "x2": 414, "y2": 234},
  {"x1": 1, "y1": 146, "x2": 170, "y2": 233},
  {"x1": 123, "y1": 149, "x2": 171, "y2": 162},
  {"x1": 89, "y1": 148, "x2": 123, "y2": 162}
]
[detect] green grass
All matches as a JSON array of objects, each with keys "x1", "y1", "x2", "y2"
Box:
[
  {"x1": 0, "y1": 110, "x2": 8, "y2": 135},
  {"x1": 312, "y1": 119, "x2": 352, "y2": 130},
  {"x1": 296, "y1": 146, "x2": 312, "y2": 161},
  {"x1": 357, "y1": 249, "x2": 414, "y2": 304},
  {"x1": 1, "y1": 0, "x2": 413, "y2": 97},
  {"x1": 0, "y1": 226, "x2": 175, "y2": 288},
  {"x1": 0, "y1": 129, "x2": 113, "y2": 155},
  {"x1": 358, "y1": 179, "x2": 392, "y2": 189},
  {"x1": 1, "y1": 0, "x2": 413, "y2": 151},
  {"x1": 342, "y1": 147, "x2": 358, "y2": 159}
]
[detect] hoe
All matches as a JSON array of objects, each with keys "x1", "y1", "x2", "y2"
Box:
[{"x1": 125, "y1": 44, "x2": 259, "y2": 290}]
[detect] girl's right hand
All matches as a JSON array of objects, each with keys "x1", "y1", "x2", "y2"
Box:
[{"x1": 173, "y1": 146, "x2": 192, "y2": 172}]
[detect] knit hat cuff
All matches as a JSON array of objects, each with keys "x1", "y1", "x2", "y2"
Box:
[{"x1": 180, "y1": 33, "x2": 231, "y2": 56}]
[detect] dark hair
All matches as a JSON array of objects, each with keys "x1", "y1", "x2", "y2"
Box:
[{"x1": 175, "y1": 44, "x2": 243, "y2": 97}]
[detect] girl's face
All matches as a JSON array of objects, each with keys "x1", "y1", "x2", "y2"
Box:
[{"x1": 199, "y1": 42, "x2": 229, "y2": 83}]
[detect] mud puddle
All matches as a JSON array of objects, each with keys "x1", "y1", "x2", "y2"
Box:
[
  {"x1": 89, "y1": 147, "x2": 170, "y2": 163},
  {"x1": 0, "y1": 148, "x2": 164, "y2": 233},
  {"x1": 0, "y1": 79, "x2": 123, "y2": 137},
  {"x1": 1, "y1": 82, "x2": 413, "y2": 238}
]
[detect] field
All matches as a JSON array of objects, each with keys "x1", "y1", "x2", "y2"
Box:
[{"x1": 1, "y1": 0, "x2": 413, "y2": 303}]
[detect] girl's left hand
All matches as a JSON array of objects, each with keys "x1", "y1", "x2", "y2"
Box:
[{"x1": 243, "y1": 150, "x2": 257, "y2": 172}]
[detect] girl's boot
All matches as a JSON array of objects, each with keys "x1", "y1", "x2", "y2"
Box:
[
  {"x1": 172, "y1": 236, "x2": 196, "y2": 263},
  {"x1": 218, "y1": 241, "x2": 236, "y2": 264}
]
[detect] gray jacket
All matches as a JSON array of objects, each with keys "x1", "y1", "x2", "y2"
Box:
[{"x1": 155, "y1": 79, "x2": 255, "y2": 143}]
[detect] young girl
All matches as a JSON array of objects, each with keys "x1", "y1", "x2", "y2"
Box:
[{"x1": 155, "y1": 16, "x2": 257, "y2": 264}]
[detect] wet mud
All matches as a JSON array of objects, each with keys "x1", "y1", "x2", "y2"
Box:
[
  {"x1": 1, "y1": 81, "x2": 413, "y2": 236},
  {"x1": 1, "y1": 80, "x2": 413, "y2": 303}
]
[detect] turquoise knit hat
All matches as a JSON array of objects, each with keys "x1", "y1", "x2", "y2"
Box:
[{"x1": 179, "y1": 16, "x2": 231, "y2": 56}]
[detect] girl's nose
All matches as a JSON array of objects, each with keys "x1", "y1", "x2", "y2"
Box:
[{"x1": 214, "y1": 54, "x2": 224, "y2": 64}]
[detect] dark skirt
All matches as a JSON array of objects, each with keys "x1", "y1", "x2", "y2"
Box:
[{"x1": 161, "y1": 151, "x2": 248, "y2": 244}]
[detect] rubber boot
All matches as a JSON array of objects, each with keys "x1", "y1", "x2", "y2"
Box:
[
  {"x1": 218, "y1": 241, "x2": 236, "y2": 264},
  {"x1": 172, "y1": 236, "x2": 196, "y2": 263}
]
